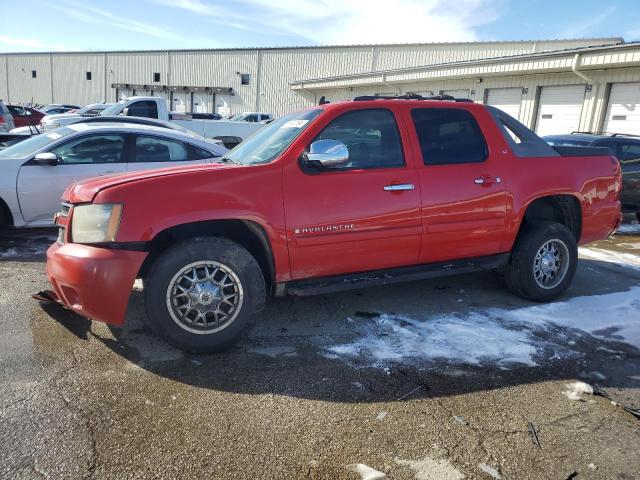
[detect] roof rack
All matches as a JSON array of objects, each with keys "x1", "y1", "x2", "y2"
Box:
[
  {"x1": 610, "y1": 132, "x2": 640, "y2": 138},
  {"x1": 352, "y1": 93, "x2": 474, "y2": 103}
]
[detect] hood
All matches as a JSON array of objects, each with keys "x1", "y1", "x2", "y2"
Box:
[{"x1": 64, "y1": 161, "x2": 237, "y2": 203}]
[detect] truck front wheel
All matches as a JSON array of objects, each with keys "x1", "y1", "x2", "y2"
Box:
[
  {"x1": 144, "y1": 237, "x2": 266, "y2": 353},
  {"x1": 504, "y1": 221, "x2": 577, "y2": 302}
]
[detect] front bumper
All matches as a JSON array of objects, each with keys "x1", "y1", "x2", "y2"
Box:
[{"x1": 46, "y1": 242, "x2": 147, "y2": 326}]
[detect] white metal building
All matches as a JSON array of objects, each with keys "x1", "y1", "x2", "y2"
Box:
[{"x1": 2, "y1": 37, "x2": 640, "y2": 135}]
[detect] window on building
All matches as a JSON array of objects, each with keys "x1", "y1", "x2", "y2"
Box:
[
  {"x1": 411, "y1": 108, "x2": 487, "y2": 165},
  {"x1": 240, "y1": 74, "x2": 251, "y2": 86},
  {"x1": 153, "y1": 72, "x2": 161, "y2": 83},
  {"x1": 31, "y1": 70, "x2": 37, "y2": 78},
  {"x1": 86, "y1": 71, "x2": 92, "y2": 80},
  {"x1": 313, "y1": 108, "x2": 405, "y2": 170}
]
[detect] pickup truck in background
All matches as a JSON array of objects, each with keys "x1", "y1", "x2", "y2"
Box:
[
  {"x1": 44, "y1": 96, "x2": 622, "y2": 353},
  {"x1": 41, "y1": 97, "x2": 265, "y2": 148}
]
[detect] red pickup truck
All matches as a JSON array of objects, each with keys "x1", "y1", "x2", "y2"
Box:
[{"x1": 44, "y1": 96, "x2": 622, "y2": 352}]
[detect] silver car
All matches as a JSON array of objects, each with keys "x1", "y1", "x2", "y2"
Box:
[
  {"x1": 0, "y1": 100, "x2": 15, "y2": 132},
  {"x1": 0, "y1": 122, "x2": 227, "y2": 230}
]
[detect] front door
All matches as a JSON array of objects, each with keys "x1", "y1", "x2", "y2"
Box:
[
  {"x1": 408, "y1": 106, "x2": 507, "y2": 263},
  {"x1": 17, "y1": 133, "x2": 127, "y2": 224},
  {"x1": 283, "y1": 107, "x2": 422, "y2": 280}
]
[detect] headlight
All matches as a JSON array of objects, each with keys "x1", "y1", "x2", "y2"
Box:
[{"x1": 71, "y1": 203, "x2": 123, "y2": 243}]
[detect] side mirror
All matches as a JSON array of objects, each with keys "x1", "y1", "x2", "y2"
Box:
[
  {"x1": 33, "y1": 152, "x2": 59, "y2": 166},
  {"x1": 121, "y1": 107, "x2": 130, "y2": 116},
  {"x1": 304, "y1": 140, "x2": 349, "y2": 168}
]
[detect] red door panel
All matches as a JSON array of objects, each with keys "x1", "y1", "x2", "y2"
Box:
[
  {"x1": 283, "y1": 166, "x2": 422, "y2": 279},
  {"x1": 402, "y1": 105, "x2": 508, "y2": 263}
]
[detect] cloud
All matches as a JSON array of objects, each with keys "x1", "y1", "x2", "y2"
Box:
[
  {"x1": 0, "y1": 35, "x2": 75, "y2": 52},
  {"x1": 559, "y1": 6, "x2": 617, "y2": 39},
  {"x1": 52, "y1": 0, "x2": 221, "y2": 47},
  {"x1": 150, "y1": 0, "x2": 500, "y2": 44}
]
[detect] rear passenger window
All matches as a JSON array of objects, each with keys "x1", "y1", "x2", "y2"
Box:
[
  {"x1": 314, "y1": 109, "x2": 404, "y2": 169},
  {"x1": 127, "y1": 101, "x2": 158, "y2": 119},
  {"x1": 412, "y1": 108, "x2": 487, "y2": 165}
]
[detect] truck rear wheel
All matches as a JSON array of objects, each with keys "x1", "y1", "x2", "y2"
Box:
[
  {"x1": 504, "y1": 221, "x2": 577, "y2": 302},
  {"x1": 144, "y1": 237, "x2": 266, "y2": 353}
]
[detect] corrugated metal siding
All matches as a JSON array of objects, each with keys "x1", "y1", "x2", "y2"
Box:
[
  {"x1": 106, "y1": 52, "x2": 169, "y2": 101},
  {"x1": 259, "y1": 47, "x2": 373, "y2": 115},
  {"x1": 52, "y1": 53, "x2": 107, "y2": 105},
  {"x1": 0, "y1": 56, "x2": 7, "y2": 101},
  {"x1": 171, "y1": 50, "x2": 259, "y2": 116},
  {"x1": 7, "y1": 54, "x2": 52, "y2": 104},
  {"x1": 0, "y1": 38, "x2": 626, "y2": 112}
]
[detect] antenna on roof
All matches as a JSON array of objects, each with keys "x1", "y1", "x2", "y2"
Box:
[{"x1": 318, "y1": 95, "x2": 330, "y2": 105}]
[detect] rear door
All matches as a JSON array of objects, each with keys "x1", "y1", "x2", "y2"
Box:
[
  {"x1": 408, "y1": 105, "x2": 507, "y2": 263},
  {"x1": 17, "y1": 133, "x2": 127, "y2": 223},
  {"x1": 282, "y1": 107, "x2": 422, "y2": 279},
  {"x1": 125, "y1": 134, "x2": 214, "y2": 172}
]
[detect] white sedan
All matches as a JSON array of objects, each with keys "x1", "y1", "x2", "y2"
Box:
[{"x1": 0, "y1": 122, "x2": 227, "y2": 230}]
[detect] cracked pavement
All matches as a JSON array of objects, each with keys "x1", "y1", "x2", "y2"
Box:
[{"x1": 0, "y1": 225, "x2": 639, "y2": 479}]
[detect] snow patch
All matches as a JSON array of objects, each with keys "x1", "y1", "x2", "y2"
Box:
[
  {"x1": 396, "y1": 457, "x2": 464, "y2": 480},
  {"x1": 563, "y1": 381, "x2": 594, "y2": 401},
  {"x1": 478, "y1": 463, "x2": 501, "y2": 479},
  {"x1": 347, "y1": 463, "x2": 386, "y2": 480},
  {"x1": 579, "y1": 247, "x2": 640, "y2": 271},
  {"x1": 0, "y1": 248, "x2": 18, "y2": 258},
  {"x1": 327, "y1": 287, "x2": 640, "y2": 369},
  {"x1": 616, "y1": 223, "x2": 640, "y2": 234}
]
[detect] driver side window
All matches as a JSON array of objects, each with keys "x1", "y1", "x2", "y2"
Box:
[
  {"x1": 50, "y1": 134, "x2": 126, "y2": 164},
  {"x1": 313, "y1": 109, "x2": 405, "y2": 170}
]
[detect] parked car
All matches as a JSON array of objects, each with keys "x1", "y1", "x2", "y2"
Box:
[
  {"x1": 42, "y1": 106, "x2": 75, "y2": 115},
  {"x1": 43, "y1": 97, "x2": 621, "y2": 353},
  {"x1": 42, "y1": 104, "x2": 81, "y2": 113},
  {"x1": 41, "y1": 97, "x2": 263, "y2": 146},
  {"x1": 65, "y1": 116, "x2": 223, "y2": 146},
  {"x1": 0, "y1": 100, "x2": 15, "y2": 132},
  {"x1": 0, "y1": 122, "x2": 227, "y2": 230},
  {"x1": 544, "y1": 133, "x2": 640, "y2": 221},
  {"x1": 39, "y1": 103, "x2": 114, "y2": 130},
  {"x1": 228, "y1": 112, "x2": 273, "y2": 123},
  {"x1": 6, "y1": 105, "x2": 45, "y2": 129}
]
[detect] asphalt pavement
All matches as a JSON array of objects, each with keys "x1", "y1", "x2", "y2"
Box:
[{"x1": 1, "y1": 223, "x2": 639, "y2": 479}]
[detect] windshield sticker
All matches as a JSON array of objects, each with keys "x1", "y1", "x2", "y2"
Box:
[
  {"x1": 281, "y1": 119, "x2": 309, "y2": 129},
  {"x1": 46, "y1": 132, "x2": 62, "y2": 139}
]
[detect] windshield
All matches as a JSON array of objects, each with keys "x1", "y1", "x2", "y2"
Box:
[
  {"x1": 229, "y1": 114, "x2": 247, "y2": 121},
  {"x1": 0, "y1": 127, "x2": 75, "y2": 159},
  {"x1": 222, "y1": 109, "x2": 322, "y2": 165},
  {"x1": 544, "y1": 137, "x2": 592, "y2": 146},
  {"x1": 100, "y1": 100, "x2": 126, "y2": 116}
]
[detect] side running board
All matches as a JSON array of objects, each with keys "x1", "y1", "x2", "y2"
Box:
[{"x1": 283, "y1": 253, "x2": 510, "y2": 297}]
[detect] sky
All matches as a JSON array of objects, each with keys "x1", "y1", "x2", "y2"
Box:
[{"x1": 1, "y1": 0, "x2": 639, "y2": 52}]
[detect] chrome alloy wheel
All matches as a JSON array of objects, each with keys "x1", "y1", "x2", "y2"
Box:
[
  {"x1": 532, "y1": 239, "x2": 570, "y2": 290},
  {"x1": 166, "y1": 261, "x2": 244, "y2": 334}
]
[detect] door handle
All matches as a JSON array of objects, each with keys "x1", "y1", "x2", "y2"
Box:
[
  {"x1": 474, "y1": 176, "x2": 501, "y2": 185},
  {"x1": 384, "y1": 183, "x2": 415, "y2": 191}
]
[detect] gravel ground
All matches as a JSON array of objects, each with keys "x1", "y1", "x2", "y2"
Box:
[{"x1": 1, "y1": 223, "x2": 639, "y2": 479}]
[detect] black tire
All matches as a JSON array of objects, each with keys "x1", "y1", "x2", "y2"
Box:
[
  {"x1": 144, "y1": 237, "x2": 266, "y2": 353},
  {"x1": 504, "y1": 221, "x2": 577, "y2": 302}
]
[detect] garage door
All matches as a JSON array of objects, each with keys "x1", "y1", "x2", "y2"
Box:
[
  {"x1": 171, "y1": 92, "x2": 190, "y2": 113},
  {"x1": 192, "y1": 93, "x2": 213, "y2": 113},
  {"x1": 486, "y1": 87, "x2": 523, "y2": 120},
  {"x1": 603, "y1": 83, "x2": 640, "y2": 135},
  {"x1": 443, "y1": 89, "x2": 470, "y2": 99},
  {"x1": 535, "y1": 85, "x2": 586, "y2": 136}
]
